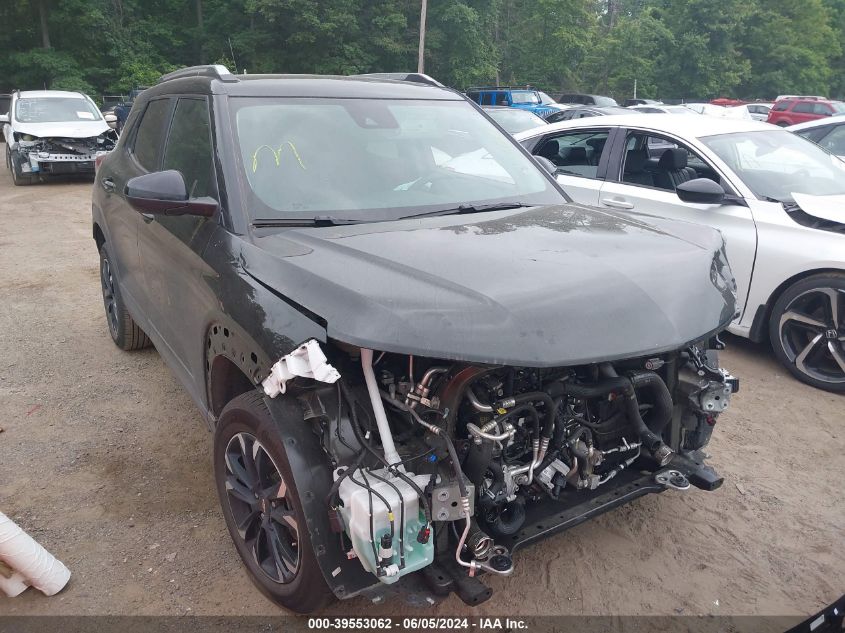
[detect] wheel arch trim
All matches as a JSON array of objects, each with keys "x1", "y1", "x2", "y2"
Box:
[{"x1": 749, "y1": 267, "x2": 845, "y2": 342}]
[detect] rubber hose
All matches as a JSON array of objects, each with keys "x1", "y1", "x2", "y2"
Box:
[
  {"x1": 490, "y1": 499, "x2": 526, "y2": 536},
  {"x1": 547, "y1": 377, "x2": 664, "y2": 452},
  {"x1": 493, "y1": 404, "x2": 540, "y2": 443},
  {"x1": 346, "y1": 384, "x2": 433, "y2": 524},
  {"x1": 496, "y1": 391, "x2": 557, "y2": 439},
  {"x1": 627, "y1": 370, "x2": 674, "y2": 435},
  {"x1": 464, "y1": 441, "x2": 493, "y2": 490},
  {"x1": 326, "y1": 449, "x2": 368, "y2": 509}
]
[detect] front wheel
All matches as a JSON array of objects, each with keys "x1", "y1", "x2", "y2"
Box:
[
  {"x1": 9, "y1": 148, "x2": 36, "y2": 186},
  {"x1": 769, "y1": 273, "x2": 845, "y2": 392},
  {"x1": 213, "y1": 391, "x2": 334, "y2": 613}
]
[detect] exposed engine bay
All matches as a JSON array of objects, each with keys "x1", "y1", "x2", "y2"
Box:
[
  {"x1": 12, "y1": 131, "x2": 117, "y2": 175},
  {"x1": 265, "y1": 338, "x2": 738, "y2": 603}
]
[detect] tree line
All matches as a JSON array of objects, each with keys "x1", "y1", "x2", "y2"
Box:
[{"x1": 1, "y1": 0, "x2": 843, "y2": 103}]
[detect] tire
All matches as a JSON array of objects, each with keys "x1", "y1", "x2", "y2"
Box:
[
  {"x1": 775, "y1": 121, "x2": 789, "y2": 127},
  {"x1": 99, "y1": 245, "x2": 151, "y2": 350},
  {"x1": 213, "y1": 391, "x2": 334, "y2": 613},
  {"x1": 769, "y1": 273, "x2": 845, "y2": 393},
  {"x1": 9, "y1": 148, "x2": 37, "y2": 186}
]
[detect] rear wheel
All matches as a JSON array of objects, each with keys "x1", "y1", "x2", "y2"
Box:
[
  {"x1": 99, "y1": 245, "x2": 151, "y2": 350},
  {"x1": 769, "y1": 273, "x2": 845, "y2": 392},
  {"x1": 213, "y1": 391, "x2": 334, "y2": 613}
]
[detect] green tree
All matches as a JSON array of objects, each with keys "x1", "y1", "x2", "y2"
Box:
[
  {"x1": 498, "y1": 0, "x2": 597, "y2": 91},
  {"x1": 740, "y1": 0, "x2": 839, "y2": 98},
  {"x1": 581, "y1": 7, "x2": 673, "y2": 100},
  {"x1": 652, "y1": 0, "x2": 752, "y2": 98}
]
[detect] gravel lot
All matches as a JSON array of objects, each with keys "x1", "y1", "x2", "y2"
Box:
[{"x1": 0, "y1": 170, "x2": 842, "y2": 618}]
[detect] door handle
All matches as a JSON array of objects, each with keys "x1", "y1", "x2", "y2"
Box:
[
  {"x1": 101, "y1": 178, "x2": 115, "y2": 193},
  {"x1": 141, "y1": 213, "x2": 155, "y2": 223},
  {"x1": 601, "y1": 198, "x2": 634, "y2": 210}
]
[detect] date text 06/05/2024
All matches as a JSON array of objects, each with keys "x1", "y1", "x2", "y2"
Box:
[{"x1": 306, "y1": 617, "x2": 528, "y2": 630}]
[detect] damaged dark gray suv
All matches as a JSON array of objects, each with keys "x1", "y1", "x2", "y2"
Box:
[{"x1": 92, "y1": 65, "x2": 739, "y2": 613}]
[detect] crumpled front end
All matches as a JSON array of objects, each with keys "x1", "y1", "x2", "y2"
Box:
[
  {"x1": 261, "y1": 334, "x2": 738, "y2": 605},
  {"x1": 13, "y1": 132, "x2": 117, "y2": 176}
]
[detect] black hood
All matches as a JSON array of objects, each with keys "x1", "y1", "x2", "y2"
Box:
[{"x1": 240, "y1": 204, "x2": 736, "y2": 367}]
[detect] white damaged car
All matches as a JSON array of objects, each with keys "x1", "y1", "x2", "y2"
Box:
[{"x1": 2, "y1": 90, "x2": 117, "y2": 185}]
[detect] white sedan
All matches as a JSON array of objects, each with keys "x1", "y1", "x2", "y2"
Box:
[{"x1": 516, "y1": 114, "x2": 845, "y2": 391}]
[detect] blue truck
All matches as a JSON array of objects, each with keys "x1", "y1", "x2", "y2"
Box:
[{"x1": 465, "y1": 86, "x2": 562, "y2": 119}]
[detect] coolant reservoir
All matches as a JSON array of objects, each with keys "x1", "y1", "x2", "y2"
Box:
[{"x1": 336, "y1": 468, "x2": 433, "y2": 583}]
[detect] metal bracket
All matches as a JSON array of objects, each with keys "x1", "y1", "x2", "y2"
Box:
[{"x1": 654, "y1": 469, "x2": 690, "y2": 490}]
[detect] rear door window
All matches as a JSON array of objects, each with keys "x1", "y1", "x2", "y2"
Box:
[{"x1": 534, "y1": 130, "x2": 610, "y2": 179}]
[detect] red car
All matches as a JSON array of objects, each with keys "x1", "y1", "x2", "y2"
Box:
[{"x1": 767, "y1": 97, "x2": 845, "y2": 126}]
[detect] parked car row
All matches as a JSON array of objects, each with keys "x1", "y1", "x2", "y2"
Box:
[{"x1": 5, "y1": 78, "x2": 843, "y2": 395}]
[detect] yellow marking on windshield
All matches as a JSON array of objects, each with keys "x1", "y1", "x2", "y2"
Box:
[{"x1": 251, "y1": 141, "x2": 306, "y2": 173}]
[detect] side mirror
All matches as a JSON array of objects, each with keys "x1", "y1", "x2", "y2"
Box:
[
  {"x1": 676, "y1": 178, "x2": 725, "y2": 205},
  {"x1": 125, "y1": 170, "x2": 217, "y2": 217},
  {"x1": 0, "y1": 113, "x2": 9, "y2": 124},
  {"x1": 534, "y1": 155, "x2": 557, "y2": 175}
]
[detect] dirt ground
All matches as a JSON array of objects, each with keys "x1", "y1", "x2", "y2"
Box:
[{"x1": 0, "y1": 168, "x2": 842, "y2": 619}]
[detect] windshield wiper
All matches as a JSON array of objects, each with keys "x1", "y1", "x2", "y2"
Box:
[
  {"x1": 400, "y1": 202, "x2": 533, "y2": 220},
  {"x1": 251, "y1": 215, "x2": 365, "y2": 228}
]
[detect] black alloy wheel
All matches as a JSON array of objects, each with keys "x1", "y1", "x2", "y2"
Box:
[
  {"x1": 771, "y1": 274, "x2": 845, "y2": 392},
  {"x1": 222, "y1": 431, "x2": 301, "y2": 584},
  {"x1": 98, "y1": 245, "x2": 151, "y2": 350},
  {"x1": 213, "y1": 391, "x2": 333, "y2": 612},
  {"x1": 100, "y1": 253, "x2": 120, "y2": 339}
]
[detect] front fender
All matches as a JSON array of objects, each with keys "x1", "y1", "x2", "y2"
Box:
[{"x1": 263, "y1": 393, "x2": 379, "y2": 600}]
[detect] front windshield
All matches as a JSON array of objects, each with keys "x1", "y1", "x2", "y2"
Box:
[
  {"x1": 15, "y1": 97, "x2": 101, "y2": 123},
  {"x1": 510, "y1": 91, "x2": 540, "y2": 105},
  {"x1": 702, "y1": 129, "x2": 845, "y2": 202},
  {"x1": 831, "y1": 101, "x2": 845, "y2": 114},
  {"x1": 232, "y1": 98, "x2": 562, "y2": 220},
  {"x1": 594, "y1": 96, "x2": 618, "y2": 107},
  {"x1": 486, "y1": 108, "x2": 546, "y2": 134}
]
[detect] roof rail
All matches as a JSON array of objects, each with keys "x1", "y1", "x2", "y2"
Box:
[
  {"x1": 353, "y1": 72, "x2": 443, "y2": 87},
  {"x1": 158, "y1": 65, "x2": 238, "y2": 84}
]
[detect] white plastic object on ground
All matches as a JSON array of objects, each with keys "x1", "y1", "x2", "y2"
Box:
[
  {"x1": 262, "y1": 339, "x2": 341, "y2": 397},
  {"x1": 0, "y1": 512, "x2": 71, "y2": 596},
  {"x1": 360, "y1": 348, "x2": 401, "y2": 465},
  {"x1": 0, "y1": 562, "x2": 28, "y2": 597}
]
